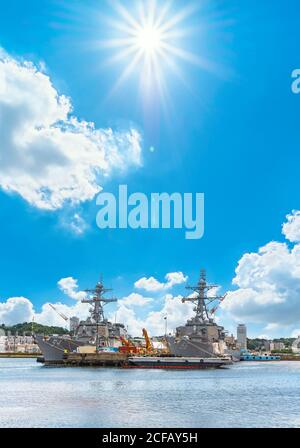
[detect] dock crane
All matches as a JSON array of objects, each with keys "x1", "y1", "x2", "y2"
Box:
[{"x1": 48, "y1": 304, "x2": 69, "y2": 323}]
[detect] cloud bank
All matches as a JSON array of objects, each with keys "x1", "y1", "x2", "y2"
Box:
[
  {"x1": 0, "y1": 50, "x2": 142, "y2": 211},
  {"x1": 113, "y1": 294, "x2": 194, "y2": 337},
  {"x1": 221, "y1": 210, "x2": 300, "y2": 334}
]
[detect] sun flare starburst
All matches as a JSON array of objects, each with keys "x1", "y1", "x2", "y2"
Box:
[{"x1": 100, "y1": 0, "x2": 202, "y2": 101}]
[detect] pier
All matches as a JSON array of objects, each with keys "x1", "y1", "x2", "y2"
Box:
[
  {"x1": 41, "y1": 352, "x2": 128, "y2": 367},
  {"x1": 0, "y1": 352, "x2": 41, "y2": 358}
]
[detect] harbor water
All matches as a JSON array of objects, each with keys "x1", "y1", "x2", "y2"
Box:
[{"x1": 0, "y1": 358, "x2": 300, "y2": 428}]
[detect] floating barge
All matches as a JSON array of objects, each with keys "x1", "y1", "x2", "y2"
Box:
[{"x1": 125, "y1": 356, "x2": 233, "y2": 369}]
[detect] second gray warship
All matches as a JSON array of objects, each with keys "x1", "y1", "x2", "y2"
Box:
[
  {"x1": 35, "y1": 280, "x2": 127, "y2": 363},
  {"x1": 166, "y1": 270, "x2": 241, "y2": 361},
  {"x1": 126, "y1": 270, "x2": 238, "y2": 368}
]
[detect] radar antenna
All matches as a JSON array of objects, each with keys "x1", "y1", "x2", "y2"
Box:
[
  {"x1": 182, "y1": 269, "x2": 226, "y2": 322},
  {"x1": 83, "y1": 280, "x2": 116, "y2": 324}
]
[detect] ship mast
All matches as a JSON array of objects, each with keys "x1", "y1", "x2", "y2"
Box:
[
  {"x1": 182, "y1": 269, "x2": 225, "y2": 322},
  {"x1": 82, "y1": 279, "x2": 117, "y2": 350}
]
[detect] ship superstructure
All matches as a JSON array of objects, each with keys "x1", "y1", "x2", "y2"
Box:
[{"x1": 74, "y1": 281, "x2": 126, "y2": 346}]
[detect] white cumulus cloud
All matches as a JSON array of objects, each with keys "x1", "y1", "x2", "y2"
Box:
[
  {"x1": 282, "y1": 210, "x2": 300, "y2": 243},
  {"x1": 221, "y1": 211, "x2": 300, "y2": 333},
  {"x1": 134, "y1": 276, "x2": 164, "y2": 291},
  {"x1": 114, "y1": 293, "x2": 194, "y2": 337},
  {"x1": 165, "y1": 272, "x2": 188, "y2": 288},
  {"x1": 57, "y1": 277, "x2": 87, "y2": 301},
  {"x1": 134, "y1": 271, "x2": 187, "y2": 292},
  {"x1": 119, "y1": 293, "x2": 153, "y2": 307},
  {"x1": 0, "y1": 50, "x2": 142, "y2": 211},
  {"x1": 0, "y1": 297, "x2": 34, "y2": 326}
]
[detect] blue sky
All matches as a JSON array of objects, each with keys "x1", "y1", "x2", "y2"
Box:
[{"x1": 0, "y1": 0, "x2": 300, "y2": 338}]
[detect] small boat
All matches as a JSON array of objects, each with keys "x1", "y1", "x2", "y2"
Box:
[
  {"x1": 125, "y1": 356, "x2": 233, "y2": 369},
  {"x1": 240, "y1": 353, "x2": 280, "y2": 361}
]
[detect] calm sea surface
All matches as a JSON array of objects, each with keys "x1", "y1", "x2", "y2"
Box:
[{"x1": 0, "y1": 358, "x2": 300, "y2": 428}]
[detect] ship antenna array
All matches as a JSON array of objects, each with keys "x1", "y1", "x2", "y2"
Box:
[
  {"x1": 82, "y1": 278, "x2": 117, "y2": 352},
  {"x1": 181, "y1": 269, "x2": 226, "y2": 321}
]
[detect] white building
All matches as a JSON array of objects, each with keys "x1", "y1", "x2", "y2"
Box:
[
  {"x1": 237, "y1": 324, "x2": 247, "y2": 350},
  {"x1": 0, "y1": 334, "x2": 39, "y2": 353},
  {"x1": 292, "y1": 336, "x2": 300, "y2": 354},
  {"x1": 0, "y1": 336, "x2": 7, "y2": 352}
]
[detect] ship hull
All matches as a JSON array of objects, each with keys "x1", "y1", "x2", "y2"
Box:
[
  {"x1": 166, "y1": 336, "x2": 240, "y2": 361},
  {"x1": 166, "y1": 336, "x2": 216, "y2": 358},
  {"x1": 34, "y1": 335, "x2": 85, "y2": 363}
]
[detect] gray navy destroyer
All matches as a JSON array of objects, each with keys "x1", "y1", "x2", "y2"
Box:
[
  {"x1": 127, "y1": 270, "x2": 237, "y2": 368},
  {"x1": 165, "y1": 270, "x2": 240, "y2": 360},
  {"x1": 35, "y1": 280, "x2": 127, "y2": 363}
]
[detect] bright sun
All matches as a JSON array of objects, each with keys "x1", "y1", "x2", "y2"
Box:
[{"x1": 135, "y1": 25, "x2": 163, "y2": 54}]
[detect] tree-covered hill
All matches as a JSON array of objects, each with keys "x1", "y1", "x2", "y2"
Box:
[{"x1": 0, "y1": 322, "x2": 69, "y2": 336}]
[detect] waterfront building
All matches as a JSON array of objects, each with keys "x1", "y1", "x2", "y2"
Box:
[
  {"x1": 292, "y1": 336, "x2": 300, "y2": 354},
  {"x1": 0, "y1": 336, "x2": 6, "y2": 352},
  {"x1": 270, "y1": 341, "x2": 285, "y2": 351},
  {"x1": 237, "y1": 324, "x2": 247, "y2": 350},
  {"x1": 262, "y1": 340, "x2": 271, "y2": 351},
  {"x1": 0, "y1": 334, "x2": 39, "y2": 353}
]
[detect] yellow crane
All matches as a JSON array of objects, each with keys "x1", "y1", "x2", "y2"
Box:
[
  {"x1": 142, "y1": 328, "x2": 154, "y2": 353},
  {"x1": 119, "y1": 336, "x2": 139, "y2": 354}
]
